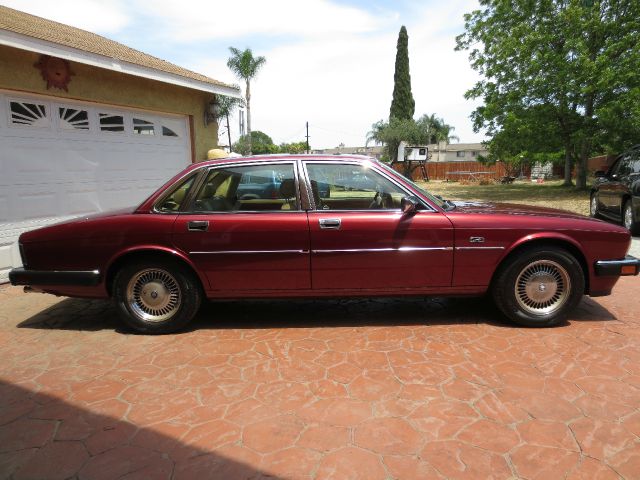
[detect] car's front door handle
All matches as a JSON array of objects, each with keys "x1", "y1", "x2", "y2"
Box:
[
  {"x1": 187, "y1": 220, "x2": 209, "y2": 232},
  {"x1": 319, "y1": 218, "x2": 341, "y2": 230}
]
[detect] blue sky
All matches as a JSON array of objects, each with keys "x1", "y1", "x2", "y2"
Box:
[{"x1": 3, "y1": 0, "x2": 484, "y2": 149}]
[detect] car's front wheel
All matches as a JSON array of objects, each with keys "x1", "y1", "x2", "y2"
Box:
[
  {"x1": 623, "y1": 199, "x2": 639, "y2": 235},
  {"x1": 492, "y1": 247, "x2": 585, "y2": 327},
  {"x1": 113, "y1": 260, "x2": 202, "y2": 333}
]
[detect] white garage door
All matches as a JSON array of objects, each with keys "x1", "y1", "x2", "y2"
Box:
[{"x1": 0, "y1": 91, "x2": 192, "y2": 282}]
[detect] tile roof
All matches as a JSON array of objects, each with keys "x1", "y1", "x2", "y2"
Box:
[{"x1": 0, "y1": 5, "x2": 235, "y2": 91}]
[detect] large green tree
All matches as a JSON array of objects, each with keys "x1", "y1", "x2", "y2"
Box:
[
  {"x1": 390, "y1": 26, "x2": 415, "y2": 121},
  {"x1": 232, "y1": 131, "x2": 275, "y2": 155},
  {"x1": 227, "y1": 47, "x2": 267, "y2": 155},
  {"x1": 457, "y1": 0, "x2": 640, "y2": 188}
]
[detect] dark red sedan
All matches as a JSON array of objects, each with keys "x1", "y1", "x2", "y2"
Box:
[{"x1": 10, "y1": 155, "x2": 640, "y2": 333}]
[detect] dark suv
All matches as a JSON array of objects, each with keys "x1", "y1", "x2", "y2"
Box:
[{"x1": 590, "y1": 145, "x2": 640, "y2": 235}]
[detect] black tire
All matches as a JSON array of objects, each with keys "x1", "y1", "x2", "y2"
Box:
[
  {"x1": 623, "y1": 200, "x2": 639, "y2": 236},
  {"x1": 589, "y1": 192, "x2": 601, "y2": 219},
  {"x1": 492, "y1": 247, "x2": 585, "y2": 327},
  {"x1": 113, "y1": 259, "x2": 202, "y2": 334}
]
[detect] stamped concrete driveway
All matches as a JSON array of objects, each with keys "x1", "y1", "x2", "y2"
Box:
[{"x1": 1, "y1": 277, "x2": 639, "y2": 480}]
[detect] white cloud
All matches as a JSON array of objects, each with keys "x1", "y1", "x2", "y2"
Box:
[
  {"x1": 1, "y1": 0, "x2": 131, "y2": 33},
  {"x1": 137, "y1": 0, "x2": 385, "y2": 41}
]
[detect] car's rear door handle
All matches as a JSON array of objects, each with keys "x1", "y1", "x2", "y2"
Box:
[
  {"x1": 319, "y1": 218, "x2": 341, "y2": 230},
  {"x1": 187, "y1": 220, "x2": 209, "y2": 232}
]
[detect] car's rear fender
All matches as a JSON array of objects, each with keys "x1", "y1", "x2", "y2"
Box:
[{"x1": 104, "y1": 246, "x2": 206, "y2": 296}]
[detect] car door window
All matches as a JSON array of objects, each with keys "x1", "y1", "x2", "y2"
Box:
[
  {"x1": 630, "y1": 153, "x2": 640, "y2": 174},
  {"x1": 611, "y1": 155, "x2": 632, "y2": 178},
  {"x1": 156, "y1": 174, "x2": 197, "y2": 212},
  {"x1": 306, "y1": 163, "x2": 406, "y2": 210},
  {"x1": 191, "y1": 163, "x2": 297, "y2": 212},
  {"x1": 619, "y1": 156, "x2": 633, "y2": 176}
]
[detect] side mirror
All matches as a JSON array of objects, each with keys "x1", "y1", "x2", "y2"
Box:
[
  {"x1": 401, "y1": 196, "x2": 417, "y2": 215},
  {"x1": 594, "y1": 170, "x2": 606, "y2": 178}
]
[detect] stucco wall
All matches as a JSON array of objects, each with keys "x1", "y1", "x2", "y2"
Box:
[{"x1": 0, "y1": 45, "x2": 219, "y2": 161}]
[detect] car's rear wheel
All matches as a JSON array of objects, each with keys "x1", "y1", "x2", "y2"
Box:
[
  {"x1": 113, "y1": 260, "x2": 201, "y2": 333},
  {"x1": 492, "y1": 247, "x2": 584, "y2": 327},
  {"x1": 590, "y1": 192, "x2": 600, "y2": 218},
  {"x1": 623, "y1": 200, "x2": 639, "y2": 235}
]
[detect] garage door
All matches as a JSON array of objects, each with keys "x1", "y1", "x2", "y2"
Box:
[{"x1": 0, "y1": 91, "x2": 192, "y2": 282}]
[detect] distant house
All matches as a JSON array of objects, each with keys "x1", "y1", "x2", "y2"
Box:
[
  {"x1": 312, "y1": 145, "x2": 385, "y2": 160},
  {"x1": 312, "y1": 142, "x2": 488, "y2": 163},
  {"x1": 0, "y1": 5, "x2": 240, "y2": 282},
  {"x1": 428, "y1": 142, "x2": 488, "y2": 162}
]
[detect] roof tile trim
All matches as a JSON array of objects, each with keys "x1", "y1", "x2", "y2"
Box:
[{"x1": 0, "y1": 5, "x2": 236, "y2": 91}]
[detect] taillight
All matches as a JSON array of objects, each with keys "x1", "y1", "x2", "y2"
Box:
[{"x1": 19, "y1": 242, "x2": 28, "y2": 267}]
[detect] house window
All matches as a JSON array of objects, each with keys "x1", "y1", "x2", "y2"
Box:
[
  {"x1": 58, "y1": 107, "x2": 89, "y2": 131},
  {"x1": 99, "y1": 113, "x2": 125, "y2": 132},
  {"x1": 471, "y1": 151, "x2": 478, "y2": 157},
  {"x1": 10, "y1": 101, "x2": 49, "y2": 127},
  {"x1": 456, "y1": 151, "x2": 465, "y2": 158},
  {"x1": 133, "y1": 118, "x2": 155, "y2": 135}
]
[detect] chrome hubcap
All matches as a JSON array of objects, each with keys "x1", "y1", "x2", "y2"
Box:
[
  {"x1": 624, "y1": 205, "x2": 632, "y2": 230},
  {"x1": 126, "y1": 268, "x2": 181, "y2": 322},
  {"x1": 515, "y1": 260, "x2": 571, "y2": 316}
]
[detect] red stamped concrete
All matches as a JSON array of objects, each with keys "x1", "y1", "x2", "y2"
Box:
[{"x1": 1, "y1": 277, "x2": 639, "y2": 479}]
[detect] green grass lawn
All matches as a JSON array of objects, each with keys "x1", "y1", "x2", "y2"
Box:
[{"x1": 417, "y1": 179, "x2": 592, "y2": 216}]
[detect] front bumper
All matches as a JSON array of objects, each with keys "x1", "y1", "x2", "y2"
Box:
[
  {"x1": 9, "y1": 268, "x2": 101, "y2": 287},
  {"x1": 594, "y1": 255, "x2": 640, "y2": 276}
]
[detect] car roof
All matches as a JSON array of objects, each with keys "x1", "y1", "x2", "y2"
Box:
[{"x1": 188, "y1": 154, "x2": 377, "y2": 171}]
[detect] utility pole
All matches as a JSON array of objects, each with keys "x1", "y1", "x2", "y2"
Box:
[{"x1": 305, "y1": 121, "x2": 310, "y2": 154}]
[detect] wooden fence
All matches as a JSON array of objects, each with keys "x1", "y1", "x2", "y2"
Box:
[{"x1": 393, "y1": 161, "x2": 509, "y2": 181}]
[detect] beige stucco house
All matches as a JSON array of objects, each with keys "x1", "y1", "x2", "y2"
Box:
[{"x1": 0, "y1": 5, "x2": 240, "y2": 282}]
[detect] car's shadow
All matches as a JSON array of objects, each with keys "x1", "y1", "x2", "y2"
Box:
[{"x1": 17, "y1": 294, "x2": 617, "y2": 333}]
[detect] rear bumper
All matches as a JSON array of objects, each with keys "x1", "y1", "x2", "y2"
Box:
[
  {"x1": 9, "y1": 268, "x2": 101, "y2": 287},
  {"x1": 594, "y1": 255, "x2": 640, "y2": 277}
]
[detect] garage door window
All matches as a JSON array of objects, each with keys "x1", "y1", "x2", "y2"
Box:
[
  {"x1": 162, "y1": 126, "x2": 178, "y2": 137},
  {"x1": 58, "y1": 107, "x2": 89, "y2": 131},
  {"x1": 10, "y1": 101, "x2": 49, "y2": 128},
  {"x1": 133, "y1": 118, "x2": 155, "y2": 135},
  {"x1": 99, "y1": 113, "x2": 125, "y2": 132}
]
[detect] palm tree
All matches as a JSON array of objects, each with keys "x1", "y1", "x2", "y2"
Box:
[
  {"x1": 417, "y1": 114, "x2": 459, "y2": 144},
  {"x1": 227, "y1": 47, "x2": 266, "y2": 155},
  {"x1": 215, "y1": 89, "x2": 244, "y2": 151}
]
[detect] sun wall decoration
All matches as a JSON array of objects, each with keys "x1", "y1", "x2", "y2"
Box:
[{"x1": 34, "y1": 55, "x2": 75, "y2": 91}]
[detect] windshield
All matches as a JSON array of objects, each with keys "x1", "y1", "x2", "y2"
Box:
[{"x1": 375, "y1": 161, "x2": 449, "y2": 209}]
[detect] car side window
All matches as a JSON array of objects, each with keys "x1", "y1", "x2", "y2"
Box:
[
  {"x1": 630, "y1": 153, "x2": 640, "y2": 174},
  {"x1": 191, "y1": 164, "x2": 298, "y2": 212},
  {"x1": 305, "y1": 163, "x2": 406, "y2": 211},
  {"x1": 156, "y1": 174, "x2": 196, "y2": 212},
  {"x1": 619, "y1": 156, "x2": 633, "y2": 176}
]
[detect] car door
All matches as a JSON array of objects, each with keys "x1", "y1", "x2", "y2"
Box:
[
  {"x1": 303, "y1": 161, "x2": 454, "y2": 290},
  {"x1": 171, "y1": 162, "x2": 311, "y2": 292},
  {"x1": 600, "y1": 155, "x2": 628, "y2": 217}
]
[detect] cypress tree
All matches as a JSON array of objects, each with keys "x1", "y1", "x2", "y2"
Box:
[{"x1": 390, "y1": 26, "x2": 415, "y2": 121}]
